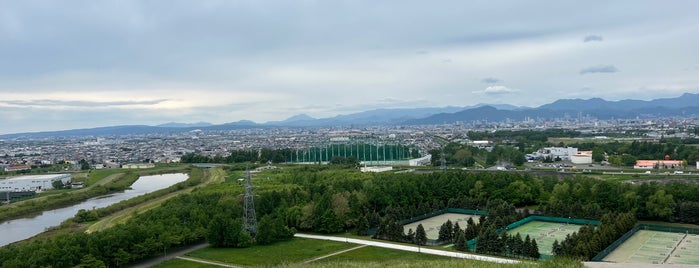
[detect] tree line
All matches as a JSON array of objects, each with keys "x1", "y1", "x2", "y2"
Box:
[{"x1": 2, "y1": 166, "x2": 699, "y2": 266}]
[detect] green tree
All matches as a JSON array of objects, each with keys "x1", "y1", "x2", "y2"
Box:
[
  {"x1": 646, "y1": 189, "x2": 675, "y2": 220},
  {"x1": 592, "y1": 147, "x2": 605, "y2": 162},
  {"x1": 75, "y1": 254, "x2": 106, "y2": 268},
  {"x1": 415, "y1": 224, "x2": 427, "y2": 246}
]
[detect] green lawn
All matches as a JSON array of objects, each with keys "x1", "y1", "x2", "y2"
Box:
[
  {"x1": 316, "y1": 246, "x2": 455, "y2": 263},
  {"x1": 152, "y1": 258, "x2": 217, "y2": 268},
  {"x1": 184, "y1": 238, "x2": 358, "y2": 266}
]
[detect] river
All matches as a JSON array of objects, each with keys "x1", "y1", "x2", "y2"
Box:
[{"x1": 0, "y1": 173, "x2": 188, "y2": 247}]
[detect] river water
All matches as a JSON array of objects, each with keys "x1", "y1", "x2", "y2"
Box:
[{"x1": 0, "y1": 173, "x2": 188, "y2": 247}]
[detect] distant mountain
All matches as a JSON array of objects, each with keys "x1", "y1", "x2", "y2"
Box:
[
  {"x1": 157, "y1": 122, "x2": 212, "y2": 128},
  {"x1": 407, "y1": 93, "x2": 699, "y2": 125},
  {"x1": 471, "y1": 103, "x2": 530, "y2": 110},
  {"x1": 266, "y1": 106, "x2": 468, "y2": 127},
  {"x1": 538, "y1": 93, "x2": 699, "y2": 111},
  {"x1": 0, "y1": 125, "x2": 185, "y2": 139},
  {"x1": 3, "y1": 93, "x2": 699, "y2": 138}
]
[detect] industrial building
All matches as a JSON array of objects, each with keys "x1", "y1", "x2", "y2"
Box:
[
  {"x1": 633, "y1": 160, "x2": 683, "y2": 170},
  {"x1": 0, "y1": 174, "x2": 71, "y2": 191},
  {"x1": 571, "y1": 151, "x2": 593, "y2": 164}
]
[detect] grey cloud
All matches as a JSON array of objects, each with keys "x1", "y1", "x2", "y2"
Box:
[
  {"x1": 583, "y1": 35, "x2": 603, "y2": 42},
  {"x1": 481, "y1": 77, "x2": 501, "y2": 84},
  {"x1": 580, "y1": 65, "x2": 619, "y2": 74}
]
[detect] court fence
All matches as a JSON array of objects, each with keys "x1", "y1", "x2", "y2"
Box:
[
  {"x1": 592, "y1": 224, "x2": 699, "y2": 261},
  {"x1": 367, "y1": 208, "x2": 489, "y2": 245}
]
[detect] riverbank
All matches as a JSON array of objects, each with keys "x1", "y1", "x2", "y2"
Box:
[{"x1": 0, "y1": 164, "x2": 189, "y2": 223}]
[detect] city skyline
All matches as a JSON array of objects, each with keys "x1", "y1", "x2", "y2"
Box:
[{"x1": 2, "y1": 1, "x2": 698, "y2": 134}]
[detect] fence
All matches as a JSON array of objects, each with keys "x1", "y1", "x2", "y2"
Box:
[
  {"x1": 466, "y1": 215, "x2": 599, "y2": 259},
  {"x1": 504, "y1": 215, "x2": 599, "y2": 231},
  {"x1": 592, "y1": 224, "x2": 699, "y2": 261},
  {"x1": 367, "y1": 208, "x2": 488, "y2": 237}
]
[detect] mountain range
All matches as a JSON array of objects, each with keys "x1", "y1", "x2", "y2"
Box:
[{"x1": 2, "y1": 93, "x2": 699, "y2": 138}]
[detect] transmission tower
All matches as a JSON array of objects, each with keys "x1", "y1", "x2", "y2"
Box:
[
  {"x1": 440, "y1": 150, "x2": 447, "y2": 172},
  {"x1": 242, "y1": 167, "x2": 258, "y2": 236}
]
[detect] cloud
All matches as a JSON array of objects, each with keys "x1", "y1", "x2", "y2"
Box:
[
  {"x1": 583, "y1": 35, "x2": 603, "y2": 42},
  {"x1": 580, "y1": 65, "x2": 619, "y2": 74},
  {"x1": 0, "y1": 99, "x2": 169, "y2": 108},
  {"x1": 473, "y1": 85, "x2": 519, "y2": 95},
  {"x1": 481, "y1": 77, "x2": 501, "y2": 84}
]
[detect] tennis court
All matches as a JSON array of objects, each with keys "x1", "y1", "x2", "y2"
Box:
[
  {"x1": 506, "y1": 220, "x2": 584, "y2": 256},
  {"x1": 603, "y1": 230, "x2": 699, "y2": 264},
  {"x1": 402, "y1": 213, "x2": 479, "y2": 240}
]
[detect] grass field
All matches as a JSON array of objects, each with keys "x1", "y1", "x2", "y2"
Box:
[
  {"x1": 507, "y1": 221, "x2": 583, "y2": 256},
  {"x1": 603, "y1": 230, "x2": 699, "y2": 264},
  {"x1": 184, "y1": 238, "x2": 358, "y2": 266},
  {"x1": 317, "y1": 246, "x2": 453, "y2": 263},
  {"x1": 160, "y1": 238, "x2": 585, "y2": 268},
  {"x1": 403, "y1": 213, "x2": 479, "y2": 240}
]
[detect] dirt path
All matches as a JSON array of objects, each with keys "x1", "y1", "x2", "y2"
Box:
[
  {"x1": 176, "y1": 256, "x2": 241, "y2": 268},
  {"x1": 129, "y1": 242, "x2": 210, "y2": 268},
  {"x1": 303, "y1": 245, "x2": 368, "y2": 264}
]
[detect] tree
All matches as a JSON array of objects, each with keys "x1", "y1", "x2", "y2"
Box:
[
  {"x1": 646, "y1": 189, "x2": 675, "y2": 220},
  {"x1": 52, "y1": 180, "x2": 65, "y2": 189},
  {"x1": 356, "y1": 215, "x2": 370, "y2": 236},
  {"x1": 592, "y1": 147, "x2": 605, "y2": 162},
  {"x1": 529, "y1": 238, "x2": 540, "y2": 259},
  {"x1": 415, "y1": 224, "x2": 427, "y2": 246},
  {"x1": 455, "y1": 231, "x2": 467, "y2": 251},
  {"x1": 79, "y1": 159, "x2": 91, "y2": 170},
  {"x1": 75, "y1": 254, "x2": 106, "y2": 268}
]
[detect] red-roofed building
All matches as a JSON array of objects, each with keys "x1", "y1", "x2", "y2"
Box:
[
  {"x1": 634, "y1": 160, "x2": 683, "y2": 169},
  {"x1": 4, "y1": 165, "x2": 31, "y2": 172}
]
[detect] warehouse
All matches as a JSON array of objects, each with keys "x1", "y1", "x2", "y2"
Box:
[{"x1": 0, "y1": 174, "x2": 71, "y2": 191}]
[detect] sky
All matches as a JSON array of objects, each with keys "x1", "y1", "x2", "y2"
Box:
[{"x1": 1, "y1": 1, "x2": 699, "y2": 134}]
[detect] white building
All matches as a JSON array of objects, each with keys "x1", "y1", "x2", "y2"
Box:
[
  {"x1": 696, "y1": 161, "x2": 698, "y2": 169},
  {"x1": 571, "y1": 152, "x2": 593, "y2": 164},
  {"x1": 528, "y1": 147, "x2": 578, "y2": 161},
  {"x1": 0, "y1": 174, "x2": 71, "y2": 191},
  {"x1": 360, "y1": 166, "x2": 393, "y2": 173},
  {"x1": 408, "y1": 155, "x2": 432, "y2": 166}
]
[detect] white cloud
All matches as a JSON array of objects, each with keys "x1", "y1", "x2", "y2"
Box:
[{"x1": 473, "y1": 85, "x2": 519, "y2": 95}]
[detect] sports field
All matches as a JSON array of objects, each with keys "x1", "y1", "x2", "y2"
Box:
[
  {"x1": 507, "y1": 220, "x2": 583, "y2": 256},
  {"x1": 603, "y1": 230, "x2": 699, "y2": 264},
  {"x1": 403, "y1": 213, "x2": 479, "y2": 240}
]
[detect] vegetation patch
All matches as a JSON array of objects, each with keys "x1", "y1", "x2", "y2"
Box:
[{"x1": 185, "y1": 238, "x2": 357, "y2": 266}]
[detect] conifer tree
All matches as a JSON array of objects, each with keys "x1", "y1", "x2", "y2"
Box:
[{"x1": 415, "y1": 224, "x2": 427, "y2": 246}]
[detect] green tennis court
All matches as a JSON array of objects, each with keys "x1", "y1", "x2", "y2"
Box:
[
  {"x1": 402, "y1": 213, "x2": 479, "y2": 240},
  {"x1": 603, "y1": 230, "x2": 699, "y2": 264},
  {"x1": 506, "y1": 220, "x2": 584, "y2": 256}
]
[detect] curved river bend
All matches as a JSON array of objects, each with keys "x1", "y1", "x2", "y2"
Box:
[{"x1": 0, "y1": 173, "x2": 188, "y2": 247}]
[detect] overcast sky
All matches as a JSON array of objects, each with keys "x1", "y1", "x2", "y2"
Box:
[{"x1": 1, "y1": 1, "x2": 698, "y2": 134}]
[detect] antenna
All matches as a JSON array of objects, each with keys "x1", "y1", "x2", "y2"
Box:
[{"x1": 242, "y1": 166, "x2": 258, "y2": 236}]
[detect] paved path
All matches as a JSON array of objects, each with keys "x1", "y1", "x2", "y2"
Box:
[
  {"x1": 303, "y1": 244, "x2": 368, "y2": 264},
  {"x1": 295, "y1": 233, "x2": 519, "y2": 264},
  {"x1": 176, "y1": 256, "x2": 241, "y2": 268},
  {"x1": 129, "y1": 242, "x2": 210, "y2": 268}
]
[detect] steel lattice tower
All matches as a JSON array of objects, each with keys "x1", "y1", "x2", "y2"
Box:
[
  {"x1": 242, "y1": 167, "x2": 258, "y2": 236},
  {"x1": 440, "y1": 151, "x2": 447, "y2": 172}
]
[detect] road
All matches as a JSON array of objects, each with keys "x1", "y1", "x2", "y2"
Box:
[{"x1": 294, "y1": 233, "x2": 520, "y2": 264}]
